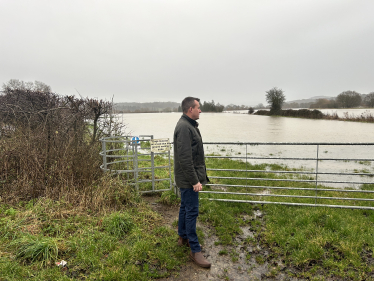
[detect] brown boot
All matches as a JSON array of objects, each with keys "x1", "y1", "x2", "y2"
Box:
[
  {"x1": 177, "y1": 236, "x2": 190, "y2": 247},
  {"x1": 189, "y1": 251, "x2": 211, "y2": 268}
]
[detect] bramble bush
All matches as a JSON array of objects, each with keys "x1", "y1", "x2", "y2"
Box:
[{"x1": 0, "y1": 80, "x2": 124, "y2": 208}]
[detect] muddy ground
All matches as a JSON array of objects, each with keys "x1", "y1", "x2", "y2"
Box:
[{"x1": 143, "y1": 195, "x2": 305, "y2": 281}]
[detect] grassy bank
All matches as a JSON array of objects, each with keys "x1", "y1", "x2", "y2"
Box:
[
  {"x1": 0, "y1": 180, "x2": 188, "y2": 280},
  {"x1": 0, "y1": 90, "x2": 191, "y2": 280},
  {"x1": 1, "y1": 153, "x2": 374, "y2": 280},
  {"x1": 200, "y1": 156, "x2": 374, "y2": 280},
  {"x1": 133, "y1": 152, "x2": 374, "y2": 279}
]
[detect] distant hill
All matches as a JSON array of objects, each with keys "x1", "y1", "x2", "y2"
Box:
[
  {"x1": 288, "y1": 96, "x2": 335, "y2": 104},
  {"x1": 283, "y1": 96, "x2": 336, "y2": 109},
  {"x1": 114, "y1": 102, "x2": 180, "y2": 113}
]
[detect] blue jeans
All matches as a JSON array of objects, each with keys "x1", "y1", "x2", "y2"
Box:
[{"x1": 178, "y1": 187, "x2": 201, "y2": 253}]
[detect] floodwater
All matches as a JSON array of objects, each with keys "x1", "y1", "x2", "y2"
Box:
[
  {"x1": 120, "y1": 110, "x2": 374, "y2": 143},
  {"x1": 118, "y1": 111, "x2": 374, "y2": 188},
  {"x1": 319, "y1": 108, "x2": 374, "y2": 118}
]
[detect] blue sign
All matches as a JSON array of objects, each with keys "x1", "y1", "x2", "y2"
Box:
[{"x1": 131, "y1": 136, "x2": 140, "y2": 145}]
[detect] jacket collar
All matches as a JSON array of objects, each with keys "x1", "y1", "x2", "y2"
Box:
[{"x1": 181, "y1": 114, "x2": 199, "y2": 128}]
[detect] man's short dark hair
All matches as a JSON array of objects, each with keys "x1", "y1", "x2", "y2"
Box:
[{"x1": 182, "y1": 97, "x2": 200, "y2": 113}]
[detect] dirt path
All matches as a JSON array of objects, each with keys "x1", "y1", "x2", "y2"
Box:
[{"x1": 143, "y1": 195, "x2": 301, "y2": 281}]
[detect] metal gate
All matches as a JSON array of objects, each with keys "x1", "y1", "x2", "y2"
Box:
[
  {"x1": 200, "y1": 142, "x2": 374, "y2": 210},
  {"x1": 100, "y1": 139, "x2": 374, "y2": 209},
  {"x1": 100, "y1": 135, "x2": 173, "y2": 194}
]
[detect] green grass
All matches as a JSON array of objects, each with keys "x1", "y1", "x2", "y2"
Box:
[
  {"x1": 11, "y1": 235, "x2": 59, "y2": 267},
  {"x1": 157, "y1": 190, "x2": 181, "y2": 206},
  {"x1": 2, "y1": 152, "x2": 374, "y2": 280},
  {"x1": 198, "y1": 156, "x2": 374, "y2": 280},
  {"x1": 219, "y1": 249, "x2": 228, "y2": 255},
  {"x1": 102, "y1": 211, "x2": 135, "y2": 238},
  {"x1": 263, "y1": 205, "x2": 374, "y2": 279},
  {"x1": 199, "y1": 200, "x2": 253, "y2": 245},
  {"x1": 135, "y1": 154, "x2": 173, "y2": 192},
  {"x1": 140, "y1": 140, "x2": 151, "y2": 149},
  {"x1": 149, "y1": 152, "x2": 374, "y2": 279},
  {"x1": 0, "y1": 183, "x2": 188, "y2": 280}
]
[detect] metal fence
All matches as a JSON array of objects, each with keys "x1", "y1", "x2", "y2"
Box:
[
  {"x1": 99, "y1": 139, "x2": 374, "y2": 209},
  {"x1": 100, "y1": 135, "x2": 173, "y2": 194},
  {"x1": 201, "y1": 142, "x2": 374, "y2": 210}
]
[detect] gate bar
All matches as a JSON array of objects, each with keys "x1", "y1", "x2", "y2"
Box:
[{"x1": 203, "y1": 199, "x2": 374, "y2": 210}]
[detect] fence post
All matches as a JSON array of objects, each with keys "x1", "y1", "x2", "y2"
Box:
[
  {"x1": 315, "y1": 144, "x2": 320, "y2": 205},
  {"x1": 245, "y1": 144, "x2": 248, "y2": 187},
  {"x1": 102, "y1": 138, "x2": 107, "y2": 170},
  {"x1": 149, "y1": 135, "x2": 155, "y2": 192},
  {"x1": 168, "y1": 149, "x2": 173, "y2": 190},
  {"x1": 126, "y1": 137, "x2": 129, "y2": 181},
  {"x1": 134, "y1": 142, "x2": 139, "y2": 193},
  {"x1": 151, "y1": 150, "x2": 155, "y2": 192}
]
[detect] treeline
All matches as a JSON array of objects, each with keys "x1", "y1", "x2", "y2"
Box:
[
  {"x1": 255, "y1": 87, "x2": 374, "y2": 122},
  {"x1": 179, "y1": 100, "x2": 249, "y2": 112},
  {"x1": 283, "y1": 91, "x2": 374, "y2": 109},
  {"x1": 114, "y1": 102, "x2": 179, "y2": 113},
  {"x1": 283, "y1": 101, "x2": 325, "y2": 109},
  {"x1": 310, "y1": 91, "x2": 374, "y2": 108},
  {"x1": 255, "y1": 108, "x2": 374, "y2": 123},
  {"x1": 200, "y1": 100, "x2": 224, "y2": 112},
  {"x1": 177, "y1": 100, "x2": 231, "y2": 112},
  {"x1": 178, "y1": 101, "x2": 247, "y2": 112},
  {"x1": 255, "y1": 109, "x2": 324, "y2": 119},
  {"x1": 224, "y1": 104, "x2": 249, "y2": 111},
  {"x1": 115, "y1": 101, "x2": 248, "y2": 113}
]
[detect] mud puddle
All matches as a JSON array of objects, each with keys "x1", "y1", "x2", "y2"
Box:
[{"x1": 143, "y1": 195, "x2": 300, "y2": 281}]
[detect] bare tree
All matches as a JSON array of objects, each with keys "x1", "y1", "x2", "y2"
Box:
[
  {"x1": 85, "y1": 98, "x2": 113, "y2": 143},
  {"x1": 2, "y1": 79, "x2": 51, "y2": 93},
  {"x1": 0, "y1": 79, "x2": 122, "y2": 202},
  {"x1": 266, "y1": 87, "x2": 286, "y2": 114}
]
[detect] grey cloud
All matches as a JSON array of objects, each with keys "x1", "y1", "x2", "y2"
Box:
[{"x1": 1, "y1": 0, "x2": 373, "y2": 106}]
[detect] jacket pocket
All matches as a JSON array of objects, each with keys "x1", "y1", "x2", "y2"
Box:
[
  {"x1": 194, "y1": 165, "x2": 206, "y2": 182},
  {"x1": 191, "y1": 142, "x2": 199, "y2": 163}
]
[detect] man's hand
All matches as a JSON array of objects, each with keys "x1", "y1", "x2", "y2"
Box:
[{"x1": 193, "y1": 182, "x2": 202, "y2": 192}]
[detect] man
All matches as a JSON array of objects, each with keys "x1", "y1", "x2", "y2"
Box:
[{"x1": 173, "y1": 97, "x2": 211, "y2": 268}]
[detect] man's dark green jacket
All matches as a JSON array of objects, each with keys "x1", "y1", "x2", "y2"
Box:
[{"x1": 173, "y1": 114, "x2": 209, "y2": 189}]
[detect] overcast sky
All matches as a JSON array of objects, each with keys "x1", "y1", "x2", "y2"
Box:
[{"x1": 1, "y1": 0, "x2": 373, "y2": 106}]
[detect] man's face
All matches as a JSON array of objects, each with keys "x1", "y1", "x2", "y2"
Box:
[{"x1": 190, "y1": 100, "x2": 201, "y2": 120}]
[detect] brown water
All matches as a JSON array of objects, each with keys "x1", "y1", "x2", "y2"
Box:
[
  {"x1": 120, "y1": 111, "x2": 374, "y2": 142},
  {"x1": 120, "y1": 112, "x2": 374, "y2": 188}
]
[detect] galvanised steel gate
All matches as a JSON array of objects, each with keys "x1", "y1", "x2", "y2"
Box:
[
  {"x1": 100, "y1": 135, "x2": 173, "y2": 194},
  {"x1": 200, "y1": 142, "x2": 374, "y2": 210},
  {"x1": 100, "y1": 139, "x2": 374, "y2": 209}
]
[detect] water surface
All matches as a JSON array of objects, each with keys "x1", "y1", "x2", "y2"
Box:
[
  {"x1": 121, "y1": 111, "x2": 374, "y2": 143},
  {"x1": 119, "y1": 112, "x2": 374, "y2": 188}
]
